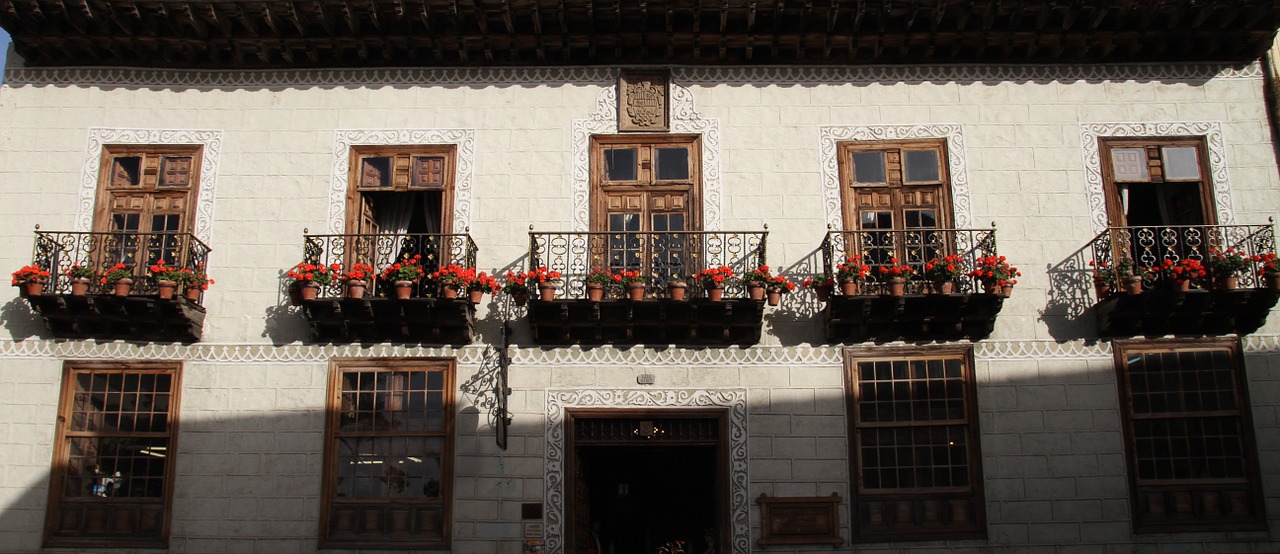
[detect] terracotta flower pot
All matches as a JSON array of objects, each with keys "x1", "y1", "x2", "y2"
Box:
[
  {"x1": 112, "y1": 278, "x2": 134, "y2": 297},
  {"x1": 839, "y1": 279, "x2": 859, "y2": 296},
  {"x1": 298, "y1": 283, "x2": 320, "y2": 302},
  {"x1": 1093, "y1": 281, "x2": 1112, "y2": 299},
  {"x1": 586, "y1": 283, "x2": 605, "y2": 302},
  {"x1": 394, "y1": 280, "x2": 414, "y2": 299},
  {"x1": 156, "y1": 279, "x2": 178, "y2": 300},
  {"x1": 440, "y1": 283, "x2": 461, "y2": 299},
  {"x1": 814, "y1": 284, "x2": 832, "y2": 302},
  {"x1": 538, "y1": 284, "x2": 557, "y2": 301},
  {"x1": 706, "y1": 286, "x2": 724, "y2": 301},
  {"x1": 766, "y1": 291, "x2": 781, "y2": 306},
  {"x1": 1266, "y1": 272, "x2": 1280, "y2": 291},
  {"x1": 1122, "y1": 276, "x2": 1143, "y2": 295},
  {"x1": 185, "y1": 286, "x2": 202, "y2": 302},
  {"x1": 1001, "y1": 284, "x2": 1014, "y2": 297},
  {"x1": 20, "y1": 280, "x2": 44, "y2": 297},
  {"x1": 70, "y1": 277, "x2": 91, "y2": 296},
  {"x1": 512, "y1": 291, "x2": 528, "y2": 306},
  {"x1": 886, "y1": 278, "x2": 906, "y2": 297},
  {"x1": 468, "y1": 289, "x2": 485, "y2": 304},
  {"x1": 626, "y1": 284, "x2": 645, "y2": 301},
  {"x1": 667, "y1": 282, "x2": 687, "y2": 301},
  {"x1": 1216, "y1": 275, "x2": 1239, "y2": 290},
  {"x1": 1173, "y1": 278, "x2": 1192, "y2": 293},
  {"x1": 932, "y1": 279, "x2": 954, "y2": 295},
  {"x1": 745, "y1": 281, "x2": 766, "y2": 301},
  {"x1": 346, "y1": 279, "x2": 368, "y2": 299}
]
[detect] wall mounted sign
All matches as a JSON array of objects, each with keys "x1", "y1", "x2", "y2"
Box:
[{"x1": 756, "y1": 493, "x2": 843, "y2": 548}]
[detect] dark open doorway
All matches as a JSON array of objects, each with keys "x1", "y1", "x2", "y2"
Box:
[{"x1": 566, "y1": 410, "x2": 727, "y2": 554}]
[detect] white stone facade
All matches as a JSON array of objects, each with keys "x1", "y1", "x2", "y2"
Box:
[{"x1": 0, "y1": 62, "x2": 1278, "y2": 553}]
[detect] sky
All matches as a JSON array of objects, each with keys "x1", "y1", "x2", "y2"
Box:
[{"x1": 0, "y1": 27, "x2": 8, "y2": 84}]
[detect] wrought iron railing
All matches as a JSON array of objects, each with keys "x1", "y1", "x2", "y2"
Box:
[
  {"x1": 528, "y1": 229, "x2": 768, "y2": 299},
  {"x1": 31, "y1": 229, "x2": 212, "y2": 300},
  {"x1": 1086, "y1": 224, "x2": 1277, "y2": 288},
  {"x1": 821, "y1": 227, "x2": 998, "y2": 294},
  {"x1": 301, "y1": 232, "x2": 478, "y2": 298}
]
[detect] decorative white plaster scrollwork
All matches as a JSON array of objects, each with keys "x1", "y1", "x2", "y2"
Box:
[
  {"x1": 572, "y1": 81, "x2": 723, "y2": 231},
  {"x1": 5, "y1": 63, "x2": 1260, "y2": 89},
  {"x1": 328, "y1": 129, "x2": 476, "y2": 234},
  {"x1": 819, "y1": 124, "x2": 974, "y2": 230},
  {"x1": 544, "y1": 389, "x2": 749, "y2": 554},
  {"x1": 77, "y1": 129, "x2": 223, "y2": 243},
  {"x1": 1080, "y1": 122, "x2": 1236, "y2": 233}
]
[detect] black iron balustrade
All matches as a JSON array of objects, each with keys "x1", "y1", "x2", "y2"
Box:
[
  {"x1": 32, "y1": 229, "x2": 211, "y2": 300},
  {"x1": 527, "y1": 229, "x2": 768, "y2": 299},
  {"x1": 1086, "y1": 224, "x2": 1277, "y2": 289},
  {"x1": 300, "y1": 232, "x2": 478, "y2": 298},
  {"x1": 821, "y1": 227, "x2": 998, "y2": 295}
]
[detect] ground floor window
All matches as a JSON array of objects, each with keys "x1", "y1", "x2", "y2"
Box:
[
  {"x1": 321, "y1": 359, "x2": 455, "y2": 549},
  {"x1": 1113, "y1": 339, "x2": 1267, "y2": 532},
  {"x1": 844, "y1": 345, "x2": 985, "y2": 541},
  {"x1": 44, "y1": 362, "x2": 181, "y2": 548}
]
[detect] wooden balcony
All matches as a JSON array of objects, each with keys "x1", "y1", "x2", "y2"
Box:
[
  {"x1": 20, "y1": 229, "x2": 210, "y2": 343},
  {"x1": 297, "y1": 232, "x2": 477, "y2": 344},
  {"x1": 525, "y1": 229, "x2": 767, "y2": 346},
  {"x1": 1087, "y1": 224, "x2": 1279, "y2": 338},
  {"x1": 819, "y1": 228, "x2": 1004, "y2": 343}
]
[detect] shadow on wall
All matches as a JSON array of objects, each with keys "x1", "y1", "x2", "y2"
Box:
[{"x1": 1040, "y1": 242, "x2": 1102, "y2": 341}]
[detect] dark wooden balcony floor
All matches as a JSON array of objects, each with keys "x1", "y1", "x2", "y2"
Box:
[
  {"x1": 25, "y1": 293, "x2": 206, "y2": 343},
  {"x1": 528, "y1": 298, "x2": 764, "y2": 346},
  {"x1": 823, "y1": 293, "x2": 1005, "y2": 343},
  {"x1": 1096, "y1": 288, "x2": 1279, "y2": 338},
  {"x1": 301, "y1": 297, "x2": 475, "y2": 344}
]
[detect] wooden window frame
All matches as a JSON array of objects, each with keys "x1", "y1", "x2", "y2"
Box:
[
  {"x1": 93, "y1": 145, "x2": 203, "y2": 235},
  {"x1": 345, "y1": 145, "x2": 457, "y2": 235},
  {"x1": 44, "y1": 361, "x2": 183, "y2": 549},
  {"x1": 1112, "y1": 338, "x2": 1267, "y2": 533},
  {"x1": 588, "y1": 134, "x2": 702, "y2": 232},
  {"x1": 1098, "y1": 136, "x2": 1217, "y2": 228},
  {"x1": 837, "y1": 138, "x2": 954, "y2": 233},
  {"x1": 320, "y1": 358, "x2": 456, "y2": 550},
  {"x1": 843, "y1": 345, "x2": 986, "y2": 542}
]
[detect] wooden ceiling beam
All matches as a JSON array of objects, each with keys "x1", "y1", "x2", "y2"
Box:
[
  {"x1": 55, "y1": 0, "x2": 87, "y2": 33},
  {"x1": 181, "y1": 2, "x2": 208, "y2": 37},
  {"x1": 261, "y1": 2, "x2": 282, "y2": 36},
  {"x1": 365, "y1": 0, "x2": 380, "y2": 33},
  {"x1": 235, "y1": 2, "x2": 260, "y2": 37}
]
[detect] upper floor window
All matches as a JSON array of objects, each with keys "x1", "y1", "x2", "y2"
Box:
[
  {"x1": 1113, "y1": 339, "x2": 1266, "y2": 532},
  {"x1": 45, "y1": 362, "x2": 181, "y2": 548},
  {"x1": 1100, "y1": 137, "x2": 1215, "y2": 228},
  {"x1": 838, "y1": 139, "x2": 954, "y2": 266},
  {"x1": 844, "y1": 346, "x2": 986, "y2": 542},
  {"x1": 321, "y1": 359, "x2": 455, "y2": 549},
  {"x1": 347, "y1": 145, "x2": 456, "y2": 237},
  {"x1": 94, "y1": 146, "x2": 202, "y2": 266}
]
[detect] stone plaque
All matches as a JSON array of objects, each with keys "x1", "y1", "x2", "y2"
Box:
[
  {"x1": 756, "y1": 493, "x2": 843, "y2": 547},
  {"x1": 618, "y1": 70, "x2": 670, "y2": 132}
]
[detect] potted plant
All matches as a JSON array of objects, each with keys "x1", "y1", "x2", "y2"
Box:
[
  {"x1": 502, "y1": 270, "x2": 531, "y2": 306},
  {"x1": 343, "y1": 263, "x2": 375, "y2": 298},
  {"x1": 148, "y1": 260, "x2": 190, "y2": 300},
  {"x1": 835, "y1": 256, "x2": 870, "y2": 296},
  {"x1": 12, "y1": 264, "x2": 51, "y2": 297},
  {"x1": 1207, "y1": 248, "x2": 1251, "y2": 290},
  {"x1": 616, "y1": 269, "x2": 646, "y2": 301},
  {"x1": 665, "y1": 275, "x2": 689, "y2": 301},
  {"x1": 186, "y1": 264, "x2": 214, "y2": 301},
  {"x1": 1089, "y1": 259, "x2": 1118, "y2": 298},
  {"x1": 1254, "y1": 253, "x2": 1280, "y2": 290},
  {"x1": 468, "y1": 272, "x2": 501, "y2": 304},
  {"x1": 694, "y1": 266, "x2": 733, "y2": 301},
  {"x1": 583, "y1": 268, "x2": 616, "y2": 302},
  {"x1": 968, "y1": 255, "x2": 1021, "y2": 297},
  {"x1": 102, "y1": 263, "x2": 134, "y2": 297},
  {"x1": 287, "y1": 262, "x2": 339, "y2": 303},
  {"x1": 877, "y1": 258, "x2": 915, "y2": 296},
  {"x1": 381, "y1": 254, "x2": 426, "y2": 299},
  {"x1": 527, "y1": 266, "x2": 562, "y2": 301},
  {"x1": 802, "y1": 273, "x2": 835, "y2": 302},
  {"x1": 738, "y1": 265, "x2": 773, "y2": 301},
  {"x1": 1156, "y1": 258, "x2": 1206, "y2": 292},
  {"x1": 433, "y1": 264, "x2": 476, "y2": 299},
  {"x1": 763, "y1": 274, "x2": 796, "y2": 306},
  {"x1": 66, "y1": 264, "x2": 95, "y2": 295},
  {"x1": 923, "y1": 254, "x2": 965, "y2": 294}
]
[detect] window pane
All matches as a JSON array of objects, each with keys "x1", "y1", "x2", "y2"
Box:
[
  {"x1": 852, "y1": 151, "x2": 887, "y2": 184},
  {"x1": 1163, "y1": 147, "x2": 1201, "y2": 181},
  {"x1": 904, "y1": 210, "x2": 936, "y2": 229},
  {"x1": 655, "y1": 148, "x2": 689, "y2": 180},
  {"x1": 360, "y1": 157, "x2": 392, "y2": 187},
  {"x1": 111, "y1": 157, "x2": 141, "y2": 187},
  {"x1": 903, "y1": 150, "x2": 940, "y2": 183},
  {"x1": 112, "y1": 213, "x2": 140, "y2": 232},
  {"x1": 1111, "y1": 148, "x2": 1150, "y2": 181},
  {"x1": 605, "y1": 148, "x2": 638, "y2": 181},
  {"x1": 860, "y1": 211, "x2": 892, "y2": 230},
  {"x1": 159, "y1": 156, "x2": 193, "y2": 187}
]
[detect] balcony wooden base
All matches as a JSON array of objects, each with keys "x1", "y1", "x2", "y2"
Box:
[
  {"x1": 823, "y1": 293, "x2": 1005, "y2": 343},
  {"x1": 1095, "y1": 288, "x2": 1279, "y2": 338},
  {"x1": 25, "y1": 293, "x2": 206, "y2": 343},
  {"x1": 302, "y1": 297, "x2": 475, "y2": 343},
  {"x1": 528, "y1": 298, "x2": 764, "y2": 345}
]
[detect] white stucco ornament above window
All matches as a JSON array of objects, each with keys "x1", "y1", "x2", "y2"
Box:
[{"x1": 77, "y1": 128, "x2": 223, "y2": 243}]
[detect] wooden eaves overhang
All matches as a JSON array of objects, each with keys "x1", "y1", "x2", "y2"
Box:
[{"x1": 0, "y1": 0, "x2": 1277, "y2": 69}]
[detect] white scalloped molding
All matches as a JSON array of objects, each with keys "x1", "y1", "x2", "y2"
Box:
[
  {"x1": 819, "y1": 124, "x2": 974, "y2": 230},
  {"x1": 544, "y1": 389, "x2": 749, "y2": 554},
  {"x1": 1080, "y1": 122, "x2": 1236, "y2": 233},
  {"x1": 4, "y1": 63, "x2": 1260, "y2": 89},
  {"x1": 76, "y1": 128, "x2": 223, "y2": 243},
  {"x1": 572, "y1": 82, "x2": 723, "y2": 231},
  {"x1": 328, "y1": 129, "x2": 476, "y2": 234}
]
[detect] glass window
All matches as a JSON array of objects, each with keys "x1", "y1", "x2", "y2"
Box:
[
  {"x1": 655, "y1": 147, "x2": 690, "y2": 181},
  {"x1": 903, "y1": 150, "x2": 940, "y2": 183},
  {"x1": 605, "y1": 148, "x2": 638, "y2": 181},
  {"x1": 1162, "y1": 147, "x2": 1201, "y2": 181},
  {"x1": 852, "y1": 151, "x2": 887, "y2": 184}
]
